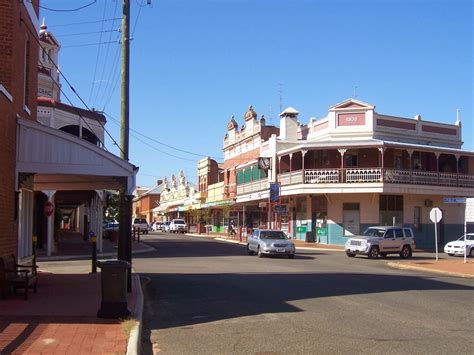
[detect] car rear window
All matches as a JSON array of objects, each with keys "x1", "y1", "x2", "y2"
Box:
[
  {"x1": 173, "y1": 220, "x2": 185, "y2": 224},
  {"x1": 403, "y1": 228, "x2": 413, "y2": 238}
]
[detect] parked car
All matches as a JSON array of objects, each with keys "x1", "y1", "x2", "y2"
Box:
[
  {"x1": 161, "y1": 221, "x2": 171, "y2": 232},
  {"x1": 151, "y1": 221, "x2": 162, "y2": 231},
  {"x1": 132, "y1": 218, "x2": 149, "y2": 234},
  {"x1": 103, "y1": 221, "x2": 119, "y2": 232},
  {"x1": 169, "y1": 219, "x2": 188, "y2": 233},
  {"x1": 444, "y1": 233, "x2": 474, "y2": 257},
  {"x1": 345, "y1": 226, "x2": 415, "y2": 259},
  {"x1": 247, "y1": 229, "x2": 295, "y2": 258}
]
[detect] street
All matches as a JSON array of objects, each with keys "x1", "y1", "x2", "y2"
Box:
[{"x1": 135, "y1": 233, "x2": 473, "y2": 355}]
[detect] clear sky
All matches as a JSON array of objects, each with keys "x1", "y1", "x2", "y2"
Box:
[{"x1": 41, "y1": 0, "x2": 473, "y2": 187}]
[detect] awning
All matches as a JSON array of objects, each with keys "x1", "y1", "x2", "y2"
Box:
[{"x1": 16, "y1": 118, "x2": 137, "y2": 194}]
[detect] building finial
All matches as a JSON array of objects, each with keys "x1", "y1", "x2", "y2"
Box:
[
  {"x1": 39, "y1": 18, "x2": 47, "y2": 34},
  {"x1": 455, "y1": 108, "x2": 461, "y2": 126}
]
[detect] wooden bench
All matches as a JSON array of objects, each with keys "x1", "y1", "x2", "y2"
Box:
[{"x1": 0, "y1": 254, "x2": 38, "y2": 300}]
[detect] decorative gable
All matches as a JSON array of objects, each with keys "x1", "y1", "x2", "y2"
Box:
[{"x1": 330, "y1": 98, "x2": 375, "y2": 111}]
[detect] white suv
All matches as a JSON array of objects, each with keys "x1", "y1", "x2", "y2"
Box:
[
  {"x1": 345, "y1": 226, "x2": 415, "y2": 259},
  {"x1": 169, "y1": 219, "x2": 188, "y2": 233},
  {"x1": 132, "y1": 218, "x2": 149, "y2": 234}
]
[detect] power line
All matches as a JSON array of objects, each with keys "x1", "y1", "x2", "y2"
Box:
[
  {"x1": 132, "y1": 0, "x2": 145, "y2": 38},
  {"x1": 48, "y1": 18, "x2": 121, "y2": 27},
  {"x1": 93, "y1": 0, "x2": 120, "y2": 108},
  {"x1": 38, "y1": 0, "x2": 98, "y2": 12},
  {"x1": 88, "y1": 0, "x2": 109, "y2": 104},
  {"x1": 104, "y1": 112, "x2": 222, "y2": 160},
  {"x1": 62, "y1": 40, "x2": 119, "y2": 49},
  {"x1": 56, "y1": 29, "x2": 119, "y2": 37}
]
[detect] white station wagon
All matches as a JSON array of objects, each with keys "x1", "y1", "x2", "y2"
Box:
[{"x1": 444, "y1": 233, "x2": 474, "y2": 257}]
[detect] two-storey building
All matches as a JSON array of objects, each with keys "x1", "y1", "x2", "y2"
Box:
[{"x1": 234, "y1": 98, "x2": 474, "y2": 248}]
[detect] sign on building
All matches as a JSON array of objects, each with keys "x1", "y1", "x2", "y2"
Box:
[
  {"x1": 269, "y1": 183, "x2": 280, "y2": 202},
  {"x1": 466, "y1": 198, "x2": 474, "y2": 223}
]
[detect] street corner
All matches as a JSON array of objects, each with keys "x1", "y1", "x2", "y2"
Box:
[{"x1": 387, "y1": 259, "x2": 474, "y2": 278}]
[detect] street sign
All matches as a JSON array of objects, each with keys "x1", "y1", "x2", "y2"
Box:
[
  {"x1": 443, "y1": 197, "x2": 467, "y2": 204},
  {"x1": 430, "y1": 207, "x2": 442, "y2": 261},
  {"x1": 274, "y1": 205, "x2": 288, "y2": 214},
  {"x1": 269, "y1": 183, "x2": 280, "y2": 202},
  {"x1": 429, "y1": 207, "x2": 442, "y2": 223},
  {"x1": 466, "y1": 198, "x2": 474, "y2": 223}
]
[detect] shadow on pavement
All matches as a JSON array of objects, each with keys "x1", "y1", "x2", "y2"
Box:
[{"x1": 142, "y1": 272, "x2": 473, "y2": 331}]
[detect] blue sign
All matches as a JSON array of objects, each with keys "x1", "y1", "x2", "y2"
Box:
[
  {"x1": 269, "y1": 183, "x2": 280, "y2": 202},
  {"x1": 443, "y1": 197, "x2": 467, "y2": 204},
  {"x1": 274, "y1": 204, "x2": 287, "y2": 214}
]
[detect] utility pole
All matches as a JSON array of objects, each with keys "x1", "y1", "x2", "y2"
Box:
[{"x1": 118, "y1": 0, "x2": 132, "y2": 293}]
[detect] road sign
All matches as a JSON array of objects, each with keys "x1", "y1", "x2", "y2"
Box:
[
  {"x1": 466, "y1": 198, "x2": 474, "y2": 223},
  {"x1": 443, "y1": 197, "x2": 467, "y2": 204},
  {"x1": 429, "y1": 208, "x2": 442, "y2": 223},
  {"x1": 269, "y1": 183, "x2": 280, "y2": 202},
  {"x1": 274, "y1": 205, "x2": 287, "y2": 214}
]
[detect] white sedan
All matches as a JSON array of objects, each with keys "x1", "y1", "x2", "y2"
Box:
[{"x1": 444, "y1": 233, "x2": 474, "y2": 257}]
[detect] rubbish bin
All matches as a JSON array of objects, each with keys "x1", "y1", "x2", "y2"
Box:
[
  {"x1": 305, "y1": 231, "x2": 316, "y2": 243},
  {"x1": 97, "y1": 260, "x2": 131, "y2": 319}
]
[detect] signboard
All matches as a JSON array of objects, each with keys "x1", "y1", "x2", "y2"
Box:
[
  {"x1": 316, "y1": 228, "x2": 327, "y2": 236},
  {"x1": 274, "y1": 205, "x2": 287, "y2": 214},
  {"x1": 429, "y1": 208, "x2": 442, "y2": 223},
  {"x1": 44, "y1": 201, "x2": 54, "y2": 217},
  {"x1": 258, "y1": 202, "x2": 267, "y2": 208},
  {"x1": 443, "y1": 197, "x2": 467, "y2": 204},
  {"x1": 466, "y1": 198, "x2": 474, "y2": 223},
  {"x1": 269, "y1": 183, "x2": 280, "y2": 202},
  {"x1": 258, "y1": 157, "x2": 271, "y2": 171}
]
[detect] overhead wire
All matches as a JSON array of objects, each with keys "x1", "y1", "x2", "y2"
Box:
[
  {"x1": 56, "y1": 29, "x2": 118, "y2": 37},
  {"x1": 48, "y1": 18, "x2": 121, "y2": 28},
  {"x1": 88, "y1": 0, "x2": 109, "y2": 104},
  {"x1": 132, "y1": 0, "x2": 145, "y2": 38},
  {"x1": 62, "y1": 40, "x2": 118, "y2": 48},
  {"x1": 93, "y1": 0, "x2": 120, "y2": 108},
  {"x1": 37, "y1": 0, "x2": 98, "y2": 12},
  {"x1": 100, "y1": 42, "x2": 121, "y2": 111}
]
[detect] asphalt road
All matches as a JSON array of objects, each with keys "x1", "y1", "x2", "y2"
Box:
[{"x1": 135, "y1": 232, "x2": 473, "y2": 355}]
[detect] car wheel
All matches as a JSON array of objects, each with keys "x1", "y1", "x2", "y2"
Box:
[
  {"x1": 400, "y1": 245, "x2": 412, "y2": 259},
  {"x1": 257, "y1": 246, "x2": 264, "y2": 258},
  {"x1": 368, "y1": 246, "x2": 379, "y2": 259},
  {"x1": 346, "y1": 252, "x2": 356, "y2": 258},
  {"x1": 247, "y1": 244, "x2": 254, "y2": 255},
  {"x1": 470, "y1": 248, "x2": 474, "y2": 258},
  {"x1": 288, "y1": 254, "x2": 295, "y2": 259},
  {"x1": 380, "y1": 253, "x2": 387, "y2": 258}
]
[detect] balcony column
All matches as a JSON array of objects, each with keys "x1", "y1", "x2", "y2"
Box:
[
  {"x1": 301, "y1": 150, "x2": 307, "y2": 183},
  {"x1": 278, "y1": 156, "x2": 282, "y2": 182},
  {"x1": 455, "y1": 154, "x2": 460, "y2": 187},
  {"x1": 378, "y1": 147, "x2": 385, "y2": 182},
  {"x1": 435, "y1": 152, "x2": 440, "y2": 185},
  {"x1": 407, "y1": 149, "x2": 414, "y2": 184},
  {"x1": 289, "y1": 153, "x2": 293, "y2": 184},
  {"x1": 338, "y1": 149, "x2": 347, "y2": 183}
]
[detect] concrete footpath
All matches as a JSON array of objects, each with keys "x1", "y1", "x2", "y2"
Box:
[{"x1": 188, "y1": 232, "x2": 474, "y2": 278}]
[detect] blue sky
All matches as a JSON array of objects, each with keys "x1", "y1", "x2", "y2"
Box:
[{"x1": 41, "y1": 0, "x2": 472, "y2": 187}]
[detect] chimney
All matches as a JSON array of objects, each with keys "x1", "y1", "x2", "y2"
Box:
[
  {"x1": 279, "y1": 107, "x2": 299, "y2": 141},
  {"x1": 156, "y1": 179, "x2": 163, "y2": 186}
]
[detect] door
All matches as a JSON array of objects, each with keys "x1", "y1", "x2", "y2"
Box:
[
  {"x1": 379, "y1": 229, "x2": 397, "y2": 251},
  {"x1": 343, "y1": 203, "x2": 360, "y2": 236}
]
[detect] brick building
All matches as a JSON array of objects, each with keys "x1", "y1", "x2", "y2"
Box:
[{"x1": 0, "y1": 0, "x2": 39, "y2": 257}]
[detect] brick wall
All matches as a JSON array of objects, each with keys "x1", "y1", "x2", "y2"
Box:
[{"x1": 0, "y1": 0, "x2": 39, "y2": 257}]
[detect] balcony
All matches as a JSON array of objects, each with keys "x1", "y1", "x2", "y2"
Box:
[
  {"x1": 278, "y1": 168, "x2": 474, "y2": 188},
  {"x1": 237, "y1": 179, "x2": 269, "y2": 195}
]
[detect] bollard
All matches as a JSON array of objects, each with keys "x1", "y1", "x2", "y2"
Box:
[
  {"x1": 137, "y1": 228, "x2": 140, "y2": 243},
  {"x1": 239, "y1": 227, "x2": 242, "y2": 243},
  {"x1": 132, "y1": 227, "x2": 136, "y2": 241},
  {"x1": 90, "y1": 231, "x2": 97, "y2": 273}
]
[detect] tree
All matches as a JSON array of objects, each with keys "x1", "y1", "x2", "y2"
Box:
[{"x1": 104, "y1": 191, "x2": 120, "y2": 221}]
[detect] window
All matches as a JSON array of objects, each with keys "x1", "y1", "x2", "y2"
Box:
[
  {"x1": 344, "y1": 154, "x2": 358, "y2": 167},
  {"x1": 236, "y1": 170, "x2": 244, "y2": 185},
  {"x1": 384, "y1": 230, "x2": 394, "y2": 238},
  {"x1": 413, "y1": 206, "x2": 421, "y2": 231},
  {"x1": 379, "y1": 195, "x2": 404, "y2": 226},
  {"x1": 244, "y1": 167, "x2": 252, "y2": 183},
  {"x1": 403, "y1": 228, "x2": 413, "y2": 238},
  {"x1": 394, "y1": 229, "x2": 404, "y2": 238}
]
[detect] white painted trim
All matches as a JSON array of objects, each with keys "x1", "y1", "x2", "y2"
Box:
[
  {"x1": 0, "y1": 84, "x2": 13, "y2": 102},
  {"x1": 24, "y1": 105, "x2": 31, "y2": 116},
  {"x1": 23, "y1": 1, "x2": 40, "y2": 31}
]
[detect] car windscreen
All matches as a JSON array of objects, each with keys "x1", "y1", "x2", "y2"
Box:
[
  {"x1": 260, "y1": 231, "x2": 287, "y2": 239},
  {"x1": 458, "y1": 234, "x2": 474, "y2": 241},
  {"x1": 362, "y1": 228, "x2": 385, "y2": 238},
  {"x1": 173, "y1": 220, "x2": 185, "y2": 224}
]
